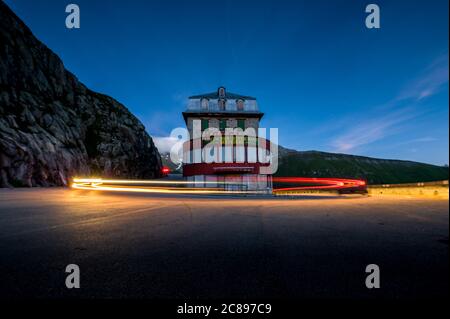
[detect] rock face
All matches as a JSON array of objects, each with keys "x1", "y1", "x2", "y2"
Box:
[{"x1": 0, "y1": 2, "x2": 162, "y2": 187}]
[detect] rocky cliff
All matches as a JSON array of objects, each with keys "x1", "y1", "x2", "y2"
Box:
[{"x1": 0, "y1": 2, "x2": 162, "y2": 187}]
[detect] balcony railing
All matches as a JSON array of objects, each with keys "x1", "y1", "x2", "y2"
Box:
[{"x1": 187, "y1": 99, "x2": 259, "y2": 112}]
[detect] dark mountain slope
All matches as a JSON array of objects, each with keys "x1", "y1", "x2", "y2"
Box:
[{"x1": 276, "y1": 147, "x2": 448, "y2": 184}]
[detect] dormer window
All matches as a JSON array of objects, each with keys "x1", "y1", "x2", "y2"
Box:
[
  {"x1": 236, "y1": 99, "x2": 244, "y2": 111},
  {"x1": 218, "y1": 99, "x2": 226, "y2": 111},
  {"x1": 201, "y1": 98, "x2": 209, "y2": 110},
  {"x1": 218, "y1": 87, "x2": 226, "y2": 98}
]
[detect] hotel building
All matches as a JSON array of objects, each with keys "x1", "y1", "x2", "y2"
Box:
[{"x1": 182, "y1": 87, "x2": 273, "y2": 192}]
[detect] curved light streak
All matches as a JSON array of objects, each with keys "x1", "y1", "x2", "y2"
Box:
[
  {"x1": 272, "y1": 177, "x2": 366, "y2": 192},
  {"x1": 73, "y1": 178, "x2": 224, "y2": 185},
  {"x1": 71, "y1": 177, "x2": 366, "y2": 195},
  {"x1": 71, "y1": 178, "x2": 264, "y2": 195}
]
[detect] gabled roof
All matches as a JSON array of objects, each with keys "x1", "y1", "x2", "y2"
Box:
[{"x1": 189, "y1": 90, "x2": 256, "y2": 101}]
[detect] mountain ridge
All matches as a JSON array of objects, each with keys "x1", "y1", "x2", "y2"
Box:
[
  {"x1": 160, "y1": 146, "x2": 448, "y2": 185},
  {"x1": 276, "y1": 146, "x2": 448, "y2": 184},
  {"x1": 279, "y1": 146, "x2": 446, "y2": 165}
]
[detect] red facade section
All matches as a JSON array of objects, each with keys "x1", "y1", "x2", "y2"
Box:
[{"x1": 183, "y1": 162, "x2": 269, "y2": 177}]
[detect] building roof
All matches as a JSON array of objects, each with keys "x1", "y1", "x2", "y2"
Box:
[{"x1": 189, "y1": 88, "x2": 256, "y2": 100}]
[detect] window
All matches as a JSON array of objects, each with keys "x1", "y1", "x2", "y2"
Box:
[
  {"x1": 201, "y1": 98, "x2": 209, "y2": 110},
  {"x1": 218, "y1": 87, "x2": 226, "y2": 98},
  {"x1": 219, "y1": 119, "x2": 227, "y2": 131},
  {"x1": 237, "y1": 99, "x2": 244, "y2": 111},
  {"x1": 201, "y1": 119, "x2": 209, "y2": 131},
  {"x1": 237, "y1": 119, "x2": 245, "y2": 130},
  {"x1": 218, "y1": 99, "x2": 226, "y2": 111}
]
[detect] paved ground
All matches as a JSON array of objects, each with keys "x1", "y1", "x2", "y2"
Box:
[{"x1": 0, "y1": 188, "x2": 448, "y2": 299}]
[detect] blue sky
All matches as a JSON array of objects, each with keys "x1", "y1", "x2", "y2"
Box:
[{"x1": 5, "y1": 0, "x2": 449, "y2": 165}]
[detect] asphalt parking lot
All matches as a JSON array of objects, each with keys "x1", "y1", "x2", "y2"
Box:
[{"x1": 0, "y1": 188, "x2": 448, "y2": 299}]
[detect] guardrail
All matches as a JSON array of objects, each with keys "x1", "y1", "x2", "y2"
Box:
[
  {"x1": 367, "y1": 180, "x2": 449, "y2": 198},
  {"x1": 368, "y1": 180, "x2": 448, "y2": 188}
]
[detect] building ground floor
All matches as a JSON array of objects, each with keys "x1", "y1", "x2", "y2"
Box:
[{"x1": 186, "y1": 174, "x2": 272, "y2": 193}]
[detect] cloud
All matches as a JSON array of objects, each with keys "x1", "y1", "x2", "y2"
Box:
[
  {"x1": 153, "y1": 136, "x2": 179, "y2": 154},
  {"x1": 331, "y1": 106, "x2": 419, "y2": 152},
  {"x1": 407, "y1": 137, "x2": 437, "y2": 143},
  {"x1": 396, "y1": 53, "x2": 449, "y2": 101},
  {"x1": 330, "y1": 55, "x2": 448, "y2": 153},
  {"x1": 141, "y1": 91, "x2": 192, "y2": 137},
  {"x1": 391, "y1": 136, "x2": 438, "y2": 148}
]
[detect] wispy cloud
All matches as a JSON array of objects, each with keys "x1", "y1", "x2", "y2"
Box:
[
  {"x1": 330, "y1": 54, "x2": 448, "y2": 153},
  {"x1": 153, "y1": 136, "x2": 179, "y2": 154},
  {"x1": 396, "y1": 54, "x2": 449, "y2": 101},
  {"x1": 370, "y1": 136, "x2": 438, "y2": 153},
  {"x1": 404, "y1": 137, "x2": 438, "y2": 143},
  {"x1": 331, "y1": 106, "x2": 419, "y2": 152},
  {"x1": 143, "y1": 91, "x2": 191, "y2": 137}
]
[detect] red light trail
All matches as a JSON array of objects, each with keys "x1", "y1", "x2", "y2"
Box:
[{"x1": 272, "y1": 177, "x2": 366, "y2": 192}]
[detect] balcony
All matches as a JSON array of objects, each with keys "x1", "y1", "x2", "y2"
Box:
[{"x1": 186, "y1": 98, "x2": 259, "y2": 112}]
